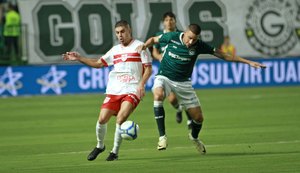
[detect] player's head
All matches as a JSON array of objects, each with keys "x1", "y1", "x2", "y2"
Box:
[
  {"x1": 8, "y1": 3, "x2": 15, "y2": 11},
  {"x1": 223, "y1": 36, "x2": 230, "y2": 46},
  {"x1": 183, "y1": 24, "x2": 201, "y2": 48},
  {"x1": 162, "y1": 12, "x2": 176, "y2": 32},
  {"x1": 115, "y1": 20, "x2": 132, "y2": 46}
]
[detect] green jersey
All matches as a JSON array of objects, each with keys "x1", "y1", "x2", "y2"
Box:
[
  {"x1": 153, "y1": 29, "x2": 180, "y2": 53},
  {"x1": 158, "y1": 32, "x2": 215, "y2": 81}
]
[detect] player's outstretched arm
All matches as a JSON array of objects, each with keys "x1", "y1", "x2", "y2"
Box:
[
  {"x1": 62, "y1": 51, "x2": 104, "y2": 68},
  {"x1": 136, "y1": 36, "x2": 160, "y2": 52},
  {"x1": 152, "y1": 47, "x2": 163, "y2": 61},
  {"x1": 214, "y1": 49, "x2": 266, "y2": 69}
]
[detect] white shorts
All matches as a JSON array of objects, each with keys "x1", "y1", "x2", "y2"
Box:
[{"x1": 152, "y1": 75, "x2": 201, "y2": 109}]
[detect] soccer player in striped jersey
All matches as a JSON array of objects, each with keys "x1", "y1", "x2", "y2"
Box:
[
  {"x1": 62, "y1": 20, "x2": 152, "y2": 161},
  {"x1": 152, "y1": 11, "x2": 192, "y2": 129},
  {"x1": 137, "y1": 24, "x2": 266, "y2": 152}
]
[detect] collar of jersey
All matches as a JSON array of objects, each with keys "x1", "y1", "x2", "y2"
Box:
[
  {"x1": 179, "y1": 32, "x2": 184, "y2": 45},
  {"x1": 121, "y1": 39, "x2": 135, "y2": 48}
]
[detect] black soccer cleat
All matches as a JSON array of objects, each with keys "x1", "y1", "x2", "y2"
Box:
[
  {"x1": 176, "y1": 111, "x2": 183, "y2": 123},
  {"x1": 106, "y1": 152, "x2": 118, "y2": 161},
  {"x1": 87, "y1": 146, "x2": 105, "y2": 161}
]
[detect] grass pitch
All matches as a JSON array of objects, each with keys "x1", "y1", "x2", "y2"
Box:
[{"x1": 0, "y1": 87, "x2": 300, "y2": 173}]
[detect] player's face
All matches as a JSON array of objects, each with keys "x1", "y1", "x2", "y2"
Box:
[
  {"x1": 223, "y1": 37, "x2": 230, "y2": 46},
  {"x1": 163, "y1": 16, "x2": 176, "y2": 31},
  {"x1": 183, "y1": 30, "x2": 199, "y2": 48},
  {"x1": 115, "y1": 26, "x2": 132, "y2": 46}
]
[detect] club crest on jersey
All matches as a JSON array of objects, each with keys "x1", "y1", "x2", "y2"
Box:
[
  {"x1": 189, "y1": 49, "x2": 196, "y2": 55},
  {"x1": 121, "y1": 54, "x2": 128, "y2": 61}
]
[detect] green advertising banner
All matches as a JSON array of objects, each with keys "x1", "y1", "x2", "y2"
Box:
[{"x1": 17, "y1": 0, "x2": 300, "y2": 64}]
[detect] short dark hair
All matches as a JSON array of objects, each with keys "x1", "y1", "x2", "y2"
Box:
[
  {"x1": 162, "y1": 11, "x2": 176, "y2": 21},
  {"x1": 115, "y1": 20, "x2": 130, "y2": 29},
  {"x1": 188, "y1": 24, "x2": 201, "y2": 35}
]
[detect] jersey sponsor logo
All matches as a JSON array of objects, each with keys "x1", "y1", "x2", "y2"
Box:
[
  {"x1": 245, "y1": 0, "x2": 300, "y2": 56},
  {"x1": 170, "y1": 39, "x2": 181, "y2": 45},
  {"x1": 168, "y1": 51, "x2": 191, "y2": 61},
  {"x1": 117, "y1": 74, "x2": 137, "y2": 83}
]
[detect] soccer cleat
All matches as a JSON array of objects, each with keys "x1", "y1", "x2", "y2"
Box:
[
  {"x1": 87, "y1": 146, "x2": 106, "y2": 161},
  {"x1": 176, "y1": 111, "x2": 183, "y2": 123},
  {"x1": 157, "y1": 135, "x2": 168, "y2": 150},
  {"x1": 106, "y1": 152, "x2": 118, "y2": 161},
  {"x1": 188, "y1": 133, "x2": 206, "y2": 154}
]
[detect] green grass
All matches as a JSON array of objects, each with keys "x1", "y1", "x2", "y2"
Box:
[{"x1": 0, "y1": 86, "x2": 300, "y2": 173}]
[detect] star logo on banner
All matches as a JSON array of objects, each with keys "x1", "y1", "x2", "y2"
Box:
[
  {"x1": 37, "y1": 66, "x2": 67, "y2": 95},
  {"x1": 0, "y1": 67, "x2": 23, "y2": 96}
]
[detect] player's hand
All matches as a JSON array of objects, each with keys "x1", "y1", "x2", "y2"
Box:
[
  {"x1": 137, "y1": 84, "x2": 146, "y2": 99},
  {"x1": 62, "y1": 52, "x2": 81, "y2": 61},
  {"x1": 249, "y1": 61, "x2": 267, "y2": 69},
  {"x1": 136, "y1": 44, "x2": 146, "y2": 53}
]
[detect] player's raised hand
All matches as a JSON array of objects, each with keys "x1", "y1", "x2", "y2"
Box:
[
  {"x1": 62, "y1": 52, "x2": 81, "y2": 61},
  {"x1": 249, "y1": 61, "x2": 267, "y2": 69},
  {"x1": 136, "y1": 44, "x2": 146, "y2": 53}
]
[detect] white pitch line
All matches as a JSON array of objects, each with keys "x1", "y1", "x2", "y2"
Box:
[{"x1": 34, "y1": 140, "x2": 300, "y2": 156}]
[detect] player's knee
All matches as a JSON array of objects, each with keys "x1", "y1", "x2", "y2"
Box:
[
  {"x1": 116, "y1": 118, "x2": 125, "y2": 125},
  {"x1": 194, "y1": 114, "x2": 204, "y2": 123},
  {"x1": 168, "y1": 96, "x2": 177, "y2": 105},
  {"x1": 98, "y1": 116, "x2": 108, "y2": 124},
  {"x1": 153, "y1": 92, "x2": 164, "y2": 101},
  {"x1": 98, "y1": 118, "x2": 105, "y2": 124}
]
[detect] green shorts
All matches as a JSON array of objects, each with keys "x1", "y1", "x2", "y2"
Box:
[{"x1": 152, "y1": 75, "x2": 201, "y2": 109}]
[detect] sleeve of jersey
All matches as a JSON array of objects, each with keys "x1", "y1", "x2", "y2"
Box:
[
  {"x1": 97, "y1": 48, "x2": 114, "y2": 66},
  {"x1": 158, "y1": 32, "x2": 173, "y2": 44},
  {"x1": 199, "y1": 41, "x2": 216, "y2": 55},
  {"x1": 141, "y1": 48, "x2": 152, "y2": 67},
  {"x1": 153, "y1": 33, "x2": 163, "y2": 49},
  {"x1": 153, "y1": 43, "x2": 160, "y2": 49}
]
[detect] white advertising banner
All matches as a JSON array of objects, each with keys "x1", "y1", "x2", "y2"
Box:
[{"x1": 17, "y1": 0, "x2": 300, "y2": 64}]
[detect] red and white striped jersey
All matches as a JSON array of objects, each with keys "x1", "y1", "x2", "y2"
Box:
[{"x1": 98, "y1": 39, "x2": 152, "y2": 97}]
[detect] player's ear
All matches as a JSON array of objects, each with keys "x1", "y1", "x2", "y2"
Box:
[{"x1": 128, "y1": 27, "x2": 132, "y2": 37}]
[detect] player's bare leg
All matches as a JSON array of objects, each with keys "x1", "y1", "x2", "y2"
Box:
[
  {"x1": 107, "y1": 101, "x2": 134, "y2": 161},
  {"x1": 168, "y1": 92, "x2": 183, "y2": 123},
  {"x1": 87, "y1": 109, "x2": 115, "y2": 161},
  {"x1": 186, "y1": 106, "x2": 206, "y2": 154},
  {"x1": 153, "y1": 87, "x2": 168, "y2": 150},
  {"x1": 185, "y1": 111, "x2": 192, "y2": 129}
]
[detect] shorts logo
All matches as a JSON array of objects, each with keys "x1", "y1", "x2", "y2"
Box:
[
  {"x1": 103, "y1": 97, "x2": 110, "y2": 104},
  {"x1": 128, "y1": 94, "x2": 138, "y2": 103},
  {"x1": 245, "y1": 0, "x2": 300, "y2": 56}
]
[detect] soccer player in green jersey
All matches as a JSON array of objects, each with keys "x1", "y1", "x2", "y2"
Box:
[
  {"x1": 152, "y1": 12, "x2": 193, "y2": 128},
  {"x1": 137, "y1": 24, "x2": 266, "y2": 152}
]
